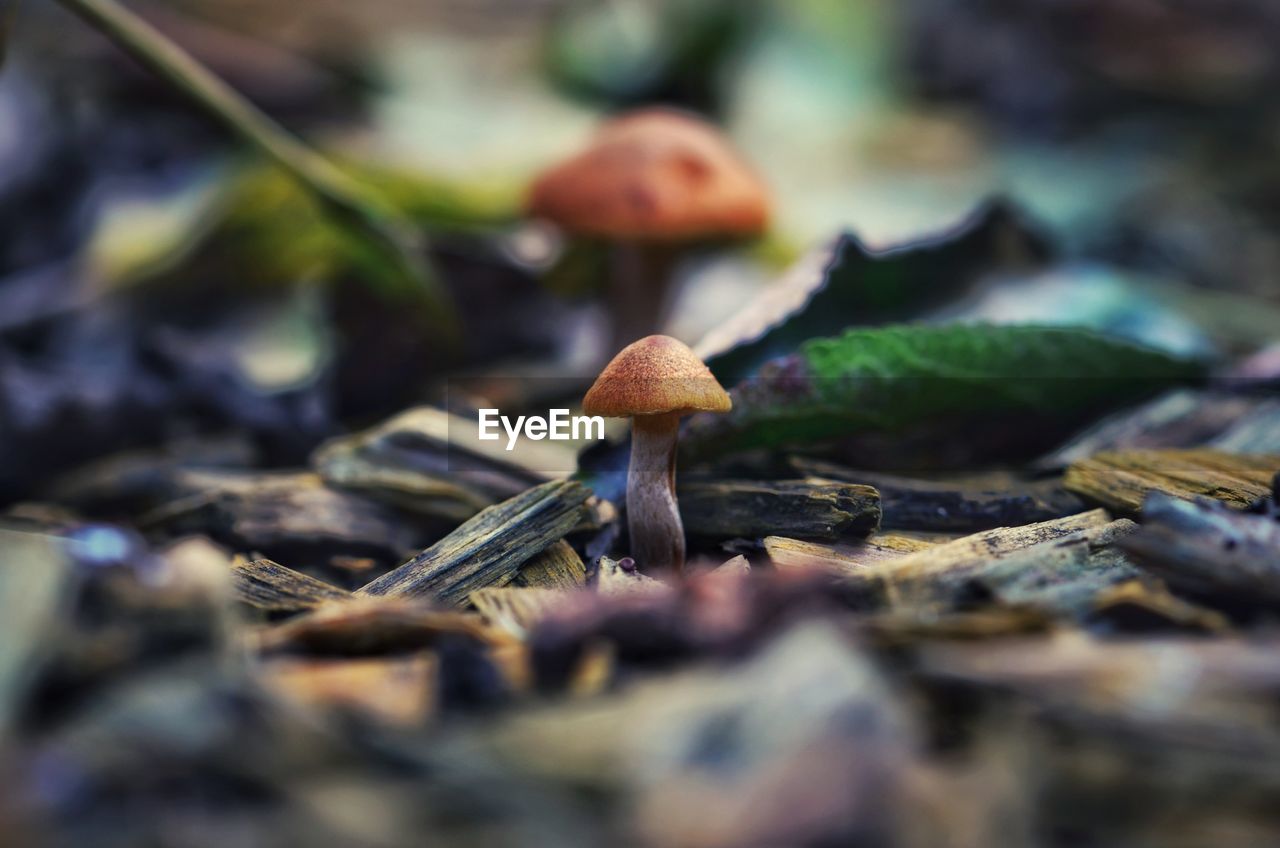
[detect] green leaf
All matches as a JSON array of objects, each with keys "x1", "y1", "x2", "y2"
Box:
[
  {"x1": 696, "y1": 199, "x2": 1050, "y2": 386},
  {"x1": 683, "y1": 324, "x2": 1208, "y2": 460}
]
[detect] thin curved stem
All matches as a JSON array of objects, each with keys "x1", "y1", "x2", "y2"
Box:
[{"x1": 627, "y1": 412, "x2": 685, "y2": 573}]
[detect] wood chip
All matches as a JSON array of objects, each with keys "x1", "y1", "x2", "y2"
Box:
[
  {"x1": 765, "y1": 533, "x2": 937, "y2": 576},
  {"x1": 714, "y1": 555, "x2": 751, "y2": 576},
  {"x1": 311, "y1": 406, "x2": 577, "y2": 523},
  {"x1": 793, "y1": 459, "x2": 1084, "y2": 532},
  {"x1": 597, "y1": 556, "x2": 669, "y2": 597},
  {"x1": 230, "y1": 556, "x2": 351, "y2": 613},
  {"x1": 258, "y1": 654, "x2": 437, "y2": 725},
  {"x1": 357, "y1": 480, "x2": 590, "y2": 606},
  {"x1": 1090, "y1": 580, "x2": 1230, "y2": 634},
  {"x1": 470, "y1": 587, "x2": 572, "y2": 638},
  {"x1": 1121, "y1": 491, "x2": 1280, "y2": 603},
  {"x1": 678, "y1": 478, "x2": 880, "y2": 541},
  {"x1": 1064, "y1": 450, "x2": 1279, "y2": 513},
  {"x1": 254, "y1": 597, "x2": 489, "y2": 655},
  {"x1": 513, "y1": 539, "x2": 586, "y2": 589},
  {"x1": 871, "y1": 510, "x2": 1116, "y2": 588},
  {"x1": 142, "y1": 470, "x2": 439, "y2": 562}
]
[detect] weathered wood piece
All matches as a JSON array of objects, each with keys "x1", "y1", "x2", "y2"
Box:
[
  {"x1": 230, "y1": 557, "x2": 351, "y2": 613},
  {"x1": 312, "y1": 407, "x2": 570, "y2": 520},
  {"x1": 512, "y1": 540, "x2": 586, "y2": 590},
  {"x1": 1122, "y1": 491, "x2": 1280, "y2": 603},
  {"x1": 255, "y1": 597, "x2": 488, "y2": 655},
  {"x1": 358, "y1": 480, "x2": 591, "y2": 606},
  {"x1": 471, "y1": 587, "x2": 571, "y2": 638},
  {"x1": 677, "y1": 478, "x2": 880, "y2": 541},
  {"x1": 714, "y1": 555, "x2": 751, "y2": 576},
  {"x1": 596, "y1": 556, "x2": 669, "y2": 597},
  {"x1": 765, "y1": 533, "x2": 935, "y2": 575},
  {"x1": 870, "y1": 510, "x2": 1117, "y2": 593},
  {"x1": 793, "y1": 459, "x2": 1084, "y2": 532},
  {"x1": 1207, "y1": 399, "x2": 1280, "y2": 454},
  {"x1": 142, "y1": 470, "x2": 439, "y2": 562},
  {"x1": 1064, "y1": 450, "x2": 1279, "y2": 513},
  {"x1": 257, "y1": 654, "x2": 437, "y2": 725},
  {"x1": 903, "y1": 522, "x2": 1141, "y2": 617},
  {"x1": 1090, "y1": 581, "x2": 1229, "y2": 634}
]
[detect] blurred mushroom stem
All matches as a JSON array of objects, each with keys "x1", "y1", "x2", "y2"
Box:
[
  {"x1": 608, "y1": 242, "x2": 678, "y2": 356},
  {"x1": 627, "y1": 411, "x2": 685, "y2": 573}
]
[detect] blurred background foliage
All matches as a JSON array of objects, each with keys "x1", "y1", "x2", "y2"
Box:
[{"x1": 2, "y1": 0, "x2": 1279, "y2": 499}]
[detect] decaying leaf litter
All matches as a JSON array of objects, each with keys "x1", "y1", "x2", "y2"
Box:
[{"x1": 4, "y1": 1, "x2": 1280, "y2": 846}]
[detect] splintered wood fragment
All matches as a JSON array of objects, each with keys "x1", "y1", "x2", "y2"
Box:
[
  {"x1": 255, "y1": 597, "x2": 489, "y2": 655},
  {"x1": 357, "y1": 480, "x2": 590, "y2": 606},
  {"x1": 1121, "y1": 491, "x2": 1280, "y2": 603},
  {"x1": 895, "y1": 521, "x2": 1141, "y2": 615},
  {"x1": 714, "y1": 555, "x2": 751, "y2": 575},
  {"x1": 143, "y1": 470, "x2": 437, "y2": 562},
  {"x1": 596, "y1": 556, "x2": 669, "y2": 597},
  {"x1": 471, "y1": 587, "x2": 571, "y2": 638},
  {"x1": 230, "y1": 557, "x2": 350, "y2": 613},
  {"x1": 1064, "y1": 450, "x2": 1279, "y2": 513},
  {"x1": 678, "y1": 478, "x2": 880, "y2": 541},
  {"x1": 312, "y1": 407, "x2": 567, "y2": 518},
  {"x1": 258, "y1": 654, "x2": 437, "y2": 725},
  {"x1": 765, "y1": 533, "x2": 936, "y2": 576},
  {"x1": 871, "y1": 510, "x2": 1115, "y2": 588},
  {"x1": 1091, "y1": 580, "x2": 1229, "y2": 634},
  {"x1": 858, "y1": 608, "x2": 1050, "y2": 645},
  {"x1": 513, "y1": 540, "x2": 586, "y2": 589},
  {"x1": 792, "y1": 459, "x2": 1084, "y2": 532}
]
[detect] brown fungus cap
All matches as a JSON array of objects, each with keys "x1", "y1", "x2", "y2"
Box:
[
  {"x1": 528, "y1": 108, "x2": 770, "y2": 241},
  {"x1": 583, "y1": 335, "x2": 732, "y2": 418}
]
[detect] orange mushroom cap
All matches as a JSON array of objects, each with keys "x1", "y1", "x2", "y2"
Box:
[
  {"x1": 528, "y1": 108, "x2": 770, "y2": 241},
  {"x1": 583, "y1": 335, "x2": 732, "y2": 418}
]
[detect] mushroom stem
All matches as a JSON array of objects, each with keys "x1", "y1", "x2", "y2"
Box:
[
  {"x1": 608, "y1": 242, "x2": 678, "y2": 355},
  {"x1": 626, "y1": 411, "x2": 685, "y2": 573}
]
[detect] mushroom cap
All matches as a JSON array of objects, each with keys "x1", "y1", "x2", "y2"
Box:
[
  {"x1": 583, "y1": 335, "x2": 732, "y2": 418},
  {"x1": 527, "y1": 108, "x2": 770, "y2": 241}
]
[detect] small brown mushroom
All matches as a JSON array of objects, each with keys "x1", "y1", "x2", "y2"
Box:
[
  {"x1": 529, "y1": 108, "x2": 770, "y2": 355},
  {"x1": 582, "y1": 335, "x2": 731, "y2": 573}
]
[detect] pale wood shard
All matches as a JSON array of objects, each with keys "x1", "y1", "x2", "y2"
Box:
[
  {"x1": 254, "y1": 597, "x2": 490, "y2": 655},
  {"x1": 1064, "y1": 450, "x2": 1280, "y2": 513},
  {"x1": 513, "y1": 539, "x2": 586, "y2": 590},
  {"x1": 597, "y1": 556, "x2": 670, "y2": 597},
  {"x1": 678, "y1": 478, "x2": 880, "y2": 541},
  {"x1": 1091, "y1": 580, "x2": 1230, "y2": 634},
  {"x1": 231, "y1": 556, "x2": 351, "y2": 613},
  {"x1": 765, "y1": 533, "x2": 936, "y2": 576},
  {"x1": 881, "y1": 519, "x2": 1139, "y2": 613},
  {"x1": 714, "y1": 555, "x2": 751, "y2": 576},
  {"x1": 470, "y1": 587, "x2": 571, "y2": 638},
  {"x1": 357, "y1": 480, "x2": 591, "y2": 606},
  {"x1": 871, "y1": 510, "x2": 1115, "y2": 588},
  {"x1": 258, "y1": 653, "x2": 437, "y2": 726}
]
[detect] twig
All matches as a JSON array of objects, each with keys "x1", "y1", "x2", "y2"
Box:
[{"x1": 54, "y1": 0, "x2": 454, "y2": 327}]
